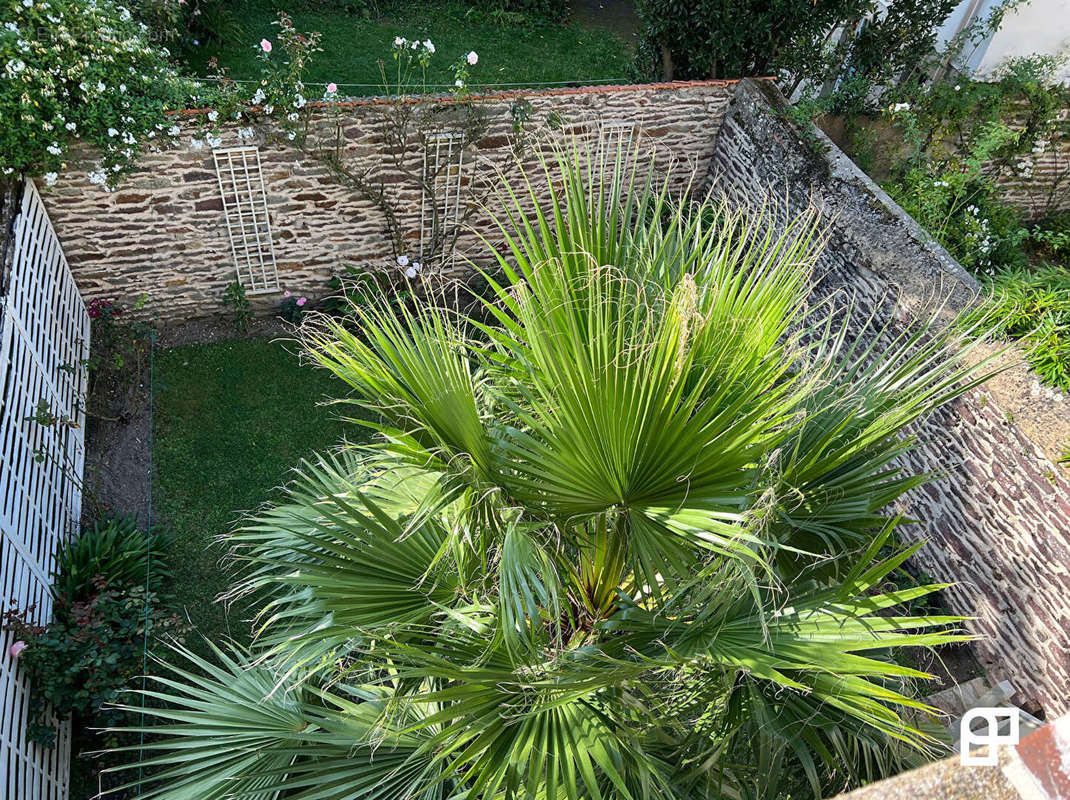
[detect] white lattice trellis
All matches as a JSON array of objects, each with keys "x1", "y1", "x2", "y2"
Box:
[
  {"x1": 420, "y1": 131, "x2": 465, "y2": 270},
  {"x1": 0, "y1": 179, "x2": 86, "y2": 800},
  {"x1": 600, "y1": 120, "x2": 637, "y2": 161},
  {"x1": 212, "y1": 146, "x2": 280, "y2": 293}
]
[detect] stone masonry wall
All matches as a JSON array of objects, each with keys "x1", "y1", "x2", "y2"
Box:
[
  {"x1": 40, "y1": 81, "x2": 737, "y2": 323},
  {"x1": 992, "y1": 105, "x2": 1070, "y2": 220},
  {"x1": 708, "y1": 79, "x2": 1070, "y2": 717}
]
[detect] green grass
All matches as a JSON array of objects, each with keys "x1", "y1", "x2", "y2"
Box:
[
  {"x1": 973, "y1": 264, "x2": 1070, "y2": 392},
  {"x1": 182, "y1": 0, "x2": 634, "y2": 93},
  {"x1": 152, "y1": 337, "x2": 366, "y2": 646}
]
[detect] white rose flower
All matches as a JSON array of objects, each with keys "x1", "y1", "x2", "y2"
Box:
[{"x1": 466, "y1": 51, "x2": 478, "y2": 65}]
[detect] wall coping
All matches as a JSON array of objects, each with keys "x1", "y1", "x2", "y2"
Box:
[{"x1": 169, "y1": 77, "x2": 772, "y2": 117}]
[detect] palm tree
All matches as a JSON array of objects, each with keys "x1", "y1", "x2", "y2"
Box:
[{"x1": 111, "y1": 144, "x2": 994, "y2": 799}]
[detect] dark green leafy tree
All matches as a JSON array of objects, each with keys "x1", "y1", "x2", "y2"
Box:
[
  {"x1": 108, "y1": 145, "x2": 995, "y2": 799},
  {"x1": 634, "y1": 0, "x2": 961, "y2": 102}
]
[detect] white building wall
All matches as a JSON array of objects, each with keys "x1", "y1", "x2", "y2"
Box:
[{"x1": 938, "y1": 0, "x2": 1070, "y2": 83}]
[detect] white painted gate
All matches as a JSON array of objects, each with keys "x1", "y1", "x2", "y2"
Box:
[{"x1": 0, "y1": 179, "x2": 88, "y2": 800}]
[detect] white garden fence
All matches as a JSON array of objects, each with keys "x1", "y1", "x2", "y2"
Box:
[{"x1": 0, "y1": 179, "x2": 89, "y2": 800}]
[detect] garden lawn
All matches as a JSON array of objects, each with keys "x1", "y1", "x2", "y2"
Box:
[
  {"x1": 152, "y1": 337, "x2": 367, "y2": 648},
  {"x1": 181, "y1": 0, "x2": 633, "y2": 92}
]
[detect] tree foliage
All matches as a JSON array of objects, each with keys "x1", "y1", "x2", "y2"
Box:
[
  {"x1": 107, "y1": 144, "x2": 995, "y2": 799},
  {"x1": 634, "y1": 0, "x2": 960, "y2": 99}
]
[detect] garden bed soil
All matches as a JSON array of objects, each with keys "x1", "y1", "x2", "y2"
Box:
[{"x1": 81, "y1": 337, "x2": 152, "y2": 527}]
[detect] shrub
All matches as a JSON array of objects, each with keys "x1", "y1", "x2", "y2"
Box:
[
  {"x1": 4, "y1": 515, "x2": 182, "y2": 748},
  {"x1": 884, "y1": 168, "x2": 1028, "y2": 275},
  {"x1": 969, "y1": 264, "x2": 1070, "y2": 392},
  {"x1": 52, "y1": 515, "x2": 170, "y2": 603},
  {"x1": 1029, "y1": 212, "x2": 1070, "y2": 263},
  {"x1": 4, "y1": 581, "x2": 189, "y2": 748},
  {"x1": 0, "y1": 0, "x2": 197, "y2": 183},
  {"x1": 131, "y1": 0, "x2": 241, "y2": 47},
  {"x1": 634, "y1": 0, "x2": 957, "y2": 93}
]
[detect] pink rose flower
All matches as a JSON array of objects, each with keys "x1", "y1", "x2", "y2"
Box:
[
  {"x1": 260, "y1": 39, "x2": 272, "y2": 53},
  {"x1": 283, "y1": 290, "x2": 291, "y2": 297},
  {"x1": 466, "y1": 51, "x2": 478, "y2": 66},
  {"x1": 297, "y1": 297, "x2": 307, "y2": 306},
  {"x1": 326, "y1": 83, "x2": 337, "y2": 93},
  {"x1": 9, "y1": 641, "x2": 26, "y2": 659}
]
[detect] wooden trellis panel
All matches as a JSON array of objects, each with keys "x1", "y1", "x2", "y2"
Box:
[
  {"x1": 420, "y1": 131, "x2": 466, "y2": 270},
  {"x1": 600, "y1": 119, "x2": 636, "y2": 157},
  {"x1": 212, "y1": 146, "x2": 280, "y2": 293},
  {"x1": 0, "y1": 178, "x2": 86, "y2": 800}
]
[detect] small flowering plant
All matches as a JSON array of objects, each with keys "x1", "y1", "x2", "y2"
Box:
[
  {"x1": 396, "y1": 254, "x2": 423, "y2": 279},
  {"x1": 278, "y1": 289, "x2": 309, "y2": 323},
  {"x1": 451, "y1": 50, "x2": 479, "y2": 96},
  {"x1": 0, "y1": 0, "x2": 196, "y2": 185}
]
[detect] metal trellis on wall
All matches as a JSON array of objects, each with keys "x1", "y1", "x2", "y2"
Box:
[{"x1": 0, "y1": 178, "x2": 87, "y2": 800}]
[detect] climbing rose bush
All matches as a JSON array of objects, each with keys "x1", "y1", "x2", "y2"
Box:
[{"x1": 0, "y1": 0, "x2": 197, "y2": 184}]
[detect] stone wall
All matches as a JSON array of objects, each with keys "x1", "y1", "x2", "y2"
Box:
[
  {"x1": 708, "y1": 78, "x2": 1070, "y2": 717},
  {"x1": 993, "y1": 105, "x2": 1070, "y2": 220},
  {"x1": 40, "y1": 81, "x2": 737, "y2": 323}
]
